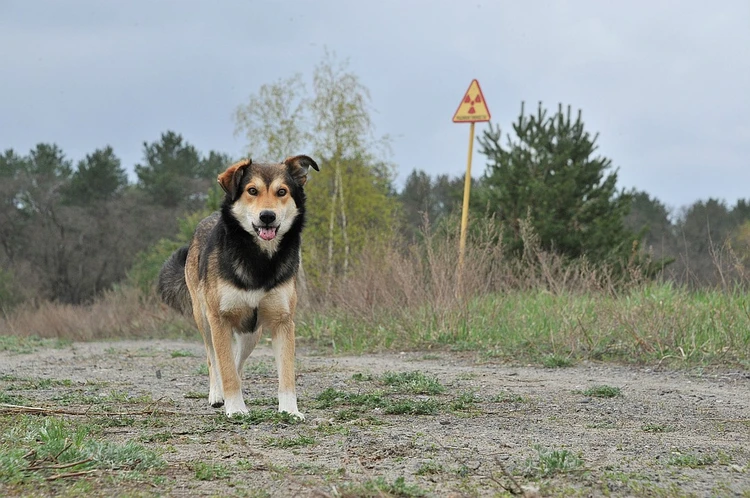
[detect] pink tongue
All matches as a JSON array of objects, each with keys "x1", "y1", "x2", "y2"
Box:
[{"x1": 258, "y1": 227, "x2": 277, "y2": 241}]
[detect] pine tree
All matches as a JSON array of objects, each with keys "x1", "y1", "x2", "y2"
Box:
[{"x1": 476, "y1": 102, "x2": 636, "y2": 264}]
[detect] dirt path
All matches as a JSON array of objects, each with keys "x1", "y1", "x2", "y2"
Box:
[{"x1": 1, "y1": 338, "x2": 749, "y2": 497}]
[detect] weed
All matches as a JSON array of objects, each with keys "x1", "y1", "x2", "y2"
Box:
[
  {"x1": 170, "y1": 349, "x2": 195, "y2": 358},
  {"x1": 491, "y1": 391, "x2": 526, "y2": 403},
  {"x1": 0, "y1": 335, "x2": 70, "y2": 354},
  {"x1": 582, "y1": 385, "x2": 621, "y2": 398},
  {"x1": 542, "y1": 354, "x2": 572, "y2": 368},
  {"x1": 667, "y1": 452, "x2": 715, "y2": 468},
  {"x1": 195, "y1": 363, "x2": 209, "y2": 376},
  {"x1": 381, "y1": 371, "x2": 445, "y2": 395},
  {"x1": 314, "y1": 388, "x2": 387, "y2": 410},
  {"x1": 184, "y1": 391, "x2": 208, "y2": 399},
  {"x1": 340, "y1": 476, "x2": 427, "y2": 498},
  {"x1": 524, "y1": 445, "x2": 583, "y2": 477},
  {"x1": 415, "y1": 460, "x2": 444, "y2": 476},
  {"x1": 450, "y1": 391, "x2": 479, "y2": 411},
  {"x1": 352, "y1": 372, "x2": 374, "y2": 382},
  {"x1": 642, "y1": 423, "x2": 674, "y2": 433},
  {"x1": 0, "y1": 416, "x2": 163, "y2": 485},
  {"x1": 193, "y1": 461, "x2": 230, "y2": 481},
  {"x1": 384, "y1": 399, "x2": 439, "y2": 415},
  {"x1": 263, "y1": 435, "x2": 316, "y2": 448},
  {"x1": 228, "y1": 409, "x2": 302, "y2": 426}
]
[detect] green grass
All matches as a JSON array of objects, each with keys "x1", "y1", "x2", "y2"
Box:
[
  {"x1": 381, "y1": 371, "x2": 445, "y2": 395},
  {"x1": 313, "y1": 388, "x2": 440, "y2": 415},
  {"x1": 542, "y1": 354, "x2": 573, "y2": 368},
  {"x1": 299, "y1": 284, "x2": 750, "y2": 366},
  {"x1": 227, "y1": 409, "x2": 302, "y2": 426},
  {"x1": 523, "y1": 445, "x2": 584, "y2": 477},
  {"x1": 582, "y1": 385, "x2": 621, "y2": 398},
  {"x1": 193, "y1": 461, "x2": 230, "y2": 481},
  {"x1": 0, "y1": 416, "x2": 163, "y2": 485},
  {"x1": 667, "y1": 452, "x2": 716, "y2": 468},
  {"x1": 170, "y1": 349, "x2": 195, "y2": 358},
  {"x1": 340, "y1": 476, "x2": 427, "y2": 498},
  {"x1": 263, "y1": 435, "x2": 316, "y2": 448},
  {"x1": 0, "y1": 335, "x2": 71, "y2": 354},
  {"x1": 450, "y1": 390, "x2": 479, "y2": 411}
]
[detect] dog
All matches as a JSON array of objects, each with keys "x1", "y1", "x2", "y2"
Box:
[{"x1": 158, "y1": 155, "x2": 319, "y2": 418}]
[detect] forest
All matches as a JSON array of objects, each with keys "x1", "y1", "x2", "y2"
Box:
[{"x1": 1, "y1": 54, "x2": 749, "y2": 316}]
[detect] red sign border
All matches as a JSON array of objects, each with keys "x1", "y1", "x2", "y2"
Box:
[{"x1": 452, "y1": 79, "x2": 491, "y2": 123}]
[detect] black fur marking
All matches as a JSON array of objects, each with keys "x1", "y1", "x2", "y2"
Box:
[
  {"x1": 211, "y1": 401, "x2": 225, "y2": 408},
  {"x1": 239, "y1": 309, "x2": 258, "y2": 333},
  {"x1": 208, "y1": 163, "x2": 309, "y2": 292}
]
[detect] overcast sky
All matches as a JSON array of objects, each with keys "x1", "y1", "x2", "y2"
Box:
[{"x1": 2, "y1": 1, "x2": 748, "y2": 212}]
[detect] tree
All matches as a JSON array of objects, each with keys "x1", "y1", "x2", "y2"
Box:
[
  {"x1": 399, "y1": 170, "x2": 465, "y2": 239},
  {"x1": 232, "y1": 51, "x2": 397, "y2": 296},
  {"x1": 64, "y1": 146, "x2": 127, "y2": 204},
  {"x1": 625, "y1": 191, "x2": 676, "y2": 260},
  {"x1": 476, "y1": 102, "x2": 636, "y2": 265},
  {"x1": 135, "y1": 131, "x2": 203, "y2": 207},
  {"x1": 234, "y1": 74, "x2": 310, "y2": 162}
]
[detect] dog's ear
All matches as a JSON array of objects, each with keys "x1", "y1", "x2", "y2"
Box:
[
  {"x1": 284, "y1": 155, "x2": 319, "y2": 187},
  {"x1": 217, "y1": 159, "x2": 252, "y2": 199}
]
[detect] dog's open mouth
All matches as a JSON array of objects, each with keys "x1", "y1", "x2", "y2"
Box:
[{"x1": 253, "y1": 225, "x2": 278, "y2": 241}]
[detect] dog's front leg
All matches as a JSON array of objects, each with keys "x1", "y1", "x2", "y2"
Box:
[
  {"x1": 208, "y1": 313, "x2": 248, "y2": 417},
  {"x1": 271, "y1": 317, "x2": 304, "y2": 420}
]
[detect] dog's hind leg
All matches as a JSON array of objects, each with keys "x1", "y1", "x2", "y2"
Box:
[
  {"x1": 209, "y1": 313, "x2": 248, "y2": 417},
  {"x1": 193, "y1": 304, "x2": 224, "y2": 408}
]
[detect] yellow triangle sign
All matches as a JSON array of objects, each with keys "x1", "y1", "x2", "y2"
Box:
[{"x1": 452, "y1": 79, "x2": 491, "y2": 123}]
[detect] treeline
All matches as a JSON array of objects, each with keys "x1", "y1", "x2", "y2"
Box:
[
  {"x1": 2, "y1": 52, "x2": 749, "y2": 310},
  {"x1": 2, "y1": 128, "x2": 748, "y2": 309},
  {"x1": 0, "y1": 133, "x2": 229, "y2": 305}
]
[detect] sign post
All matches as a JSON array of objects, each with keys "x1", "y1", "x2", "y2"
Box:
[{"x1": 452, "y1": 80, "x2": 491, "y2": 292}]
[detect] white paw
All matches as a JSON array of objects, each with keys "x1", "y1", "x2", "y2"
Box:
[
  {"x1": 224, "y1": 395, "x2": 249, "y2": 417},
  {"x1": 281, "y1": 409, "x2": 305, "y2": 421}
]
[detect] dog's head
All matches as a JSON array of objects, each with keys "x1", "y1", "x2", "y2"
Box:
[{"x1": 218, "y1": 156, "x2": 319, "y2": 244}]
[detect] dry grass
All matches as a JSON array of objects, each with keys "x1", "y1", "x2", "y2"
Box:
[
  {"x1": 0, "y1": 286, "x2": 194, "y2": 341},
  {"x1": 2, "y1": 219, "x2": 748, "y2": 367}
]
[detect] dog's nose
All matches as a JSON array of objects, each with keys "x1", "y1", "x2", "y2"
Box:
[{"x1": 259, "y1": 210, "x2": 276, "y2": 225}]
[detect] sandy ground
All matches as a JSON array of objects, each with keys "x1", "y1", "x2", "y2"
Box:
[{"x1": 1, "y1": 338, "x2": 749, "y2": 497}]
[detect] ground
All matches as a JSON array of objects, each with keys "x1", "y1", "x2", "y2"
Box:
[{"x1": 1, "y1": 338, "x2": 748, "y2": 497}]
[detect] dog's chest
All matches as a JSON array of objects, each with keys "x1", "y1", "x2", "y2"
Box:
[{"x1": 218, "y1": 282, "x2": 266, "y2": 312}]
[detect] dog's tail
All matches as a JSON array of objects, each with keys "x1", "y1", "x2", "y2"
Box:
[{"x1": 158, "y1": 246, "x2": 192, "y2": 315}]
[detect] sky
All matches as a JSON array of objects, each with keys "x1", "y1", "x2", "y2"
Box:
[{"x1": 2, "y1": 0, "x2": 749, "y2": 212}]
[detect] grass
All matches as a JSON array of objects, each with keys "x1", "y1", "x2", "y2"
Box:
[
  {"x1": 667, "y1": 452, "x2": 716, "y2": 468},
  {"x1": 193, "y1": 461, "x2": 230, "y2": 481},
  {"x1": 170, "y1": 349, "x2": 195, "y2": 358},
  {"x1": 523, "y1": 445, "x2": 584, "y2": 477},
  {"x1": 0, "y1": 335, "x2": 70, "y2": 354},
  {"x1": 313, "y1": 388, "x2": 440, "y2": 415},
  {"x1": 300, "y1": 283, "x2": 750, "y2": 367},
  {"x1": 642, "y1": 423, "x2": 674, "y2": 433},
  {"x1": 263, "y1": 435, "x2": 316, "y2": 449},
  {"x1": 0, "y1": 416, "x2": 163, "y2": 485},
  {"x1": 339, "y1": 477, "x2": 427, "y2": 498},
  {"x1": 380, "y1": 371, "x2": 445, "y2": 395},
  {"x1": 582, "y1": 385, "x2": 621, "y2": 398}
]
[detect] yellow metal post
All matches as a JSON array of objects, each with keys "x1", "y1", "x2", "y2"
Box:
[{"x1": 458, "y1": 121, "x2": 475, "y2": 284}]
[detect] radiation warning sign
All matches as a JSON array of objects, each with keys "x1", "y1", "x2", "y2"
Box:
[{"x1": 452, "y1": 79, "x2": 491, "y2": 123}]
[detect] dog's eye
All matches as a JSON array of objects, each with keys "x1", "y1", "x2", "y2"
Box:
[
  {"x1": 277, "y1": 188, "x2": 287, "y2": 196},
  {"x1": 247, "y1": 187, "x2": 258, "y2": 196}
]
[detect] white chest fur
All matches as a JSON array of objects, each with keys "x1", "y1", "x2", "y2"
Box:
[{"x1": 218, "y1": 282, "x2": 266, "y2": 312}]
